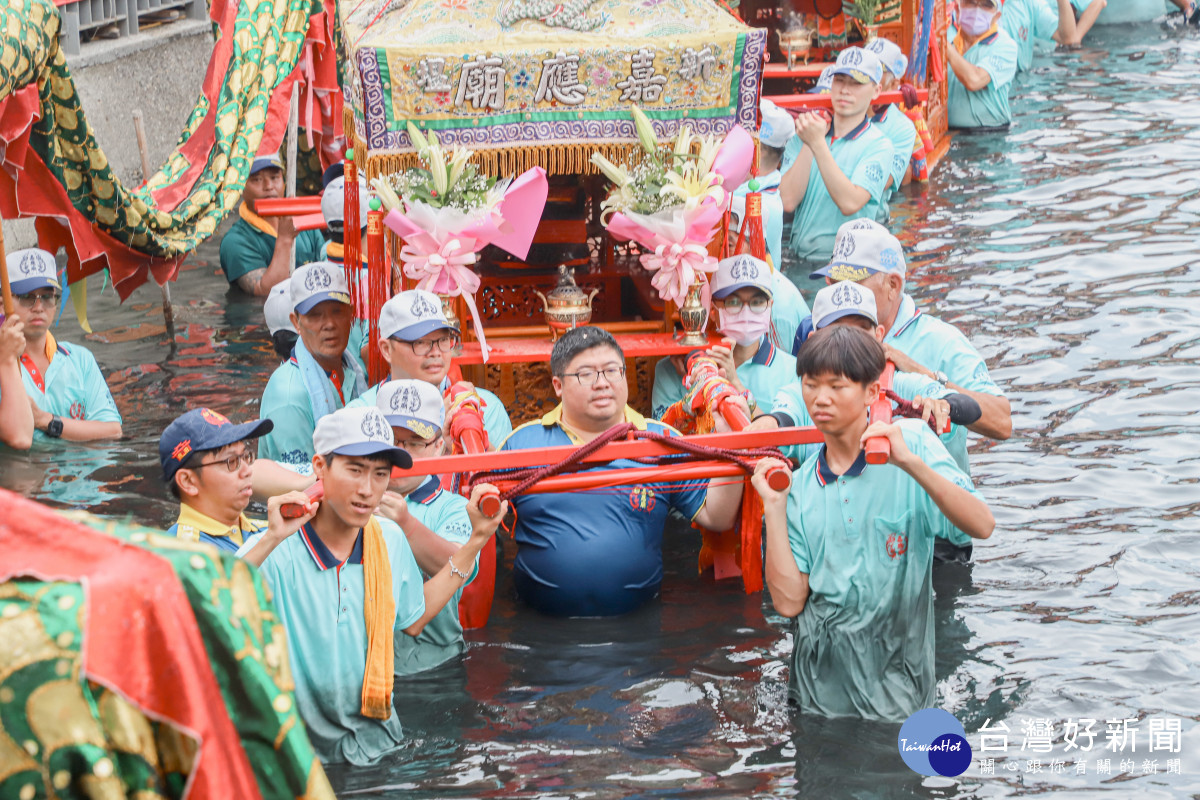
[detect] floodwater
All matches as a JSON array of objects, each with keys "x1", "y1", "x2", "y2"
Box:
[{"x1": 4, "y1": 20, "x2": 1200, "y2": 799}]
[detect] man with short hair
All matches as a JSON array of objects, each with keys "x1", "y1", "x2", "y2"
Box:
[
  {"x1": 781, "y1": 47, "x2": 895, "y2": 262},
  {"x1": 219, "y1": 153, "x2": 326, "y2": 295},
  {"x1": 373, "y1": 379, "x2": 477, "y2": 675},
  {"x1": 501, "y1": 326, "x2": 745, "y2": 617},
  {"x1": 321, "y1": 174, "x2": 371, "y2": 369},
  {"x1": 348, "y1": 289, "x2": 511, "y2": 447},
  {"x1": 4, "y1": 248, "x2": 121, "y2": 444},
  {"x1": 238, "y1": 405, "x2": 505, "y2": 764},
  {"x1": 946, "y1": 0, "x2": 1020, "y2": 130},
  {"x1": 751, "y1": 325, "x2": 994, "y2": 721},
  {"x1": 258, "y1": 261, "x2": 368, "y2": 466},
  {"x1": 864, "y1": 38, "x2": 918, "y2": 195}
]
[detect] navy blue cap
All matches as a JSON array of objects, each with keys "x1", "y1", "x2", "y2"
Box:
[
  {"x1": 159, "y1": 408, "x2": 273, "y2": 484},
  {"x1": 322, "y1": 162, "x2": 345, "y2": 188},
  {"x1": 249, "y1": 153, "x2": 284, "y2": 176}
]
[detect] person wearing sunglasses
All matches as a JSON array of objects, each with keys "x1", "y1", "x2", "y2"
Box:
[
  {"x1": 346, "y1": 289, "x2": 512, "y2": 449},
  {"x1": 946, "y1": 0, "x2": 1019, "y2": 131},
  {"x1": 3, "y1": 248, "x2": 122, "y2": 445},
  {"x1": 159, "y1": 407, "x2": 315, "y2": 553},
  {"x1": 652, "y1": 254, "x2": 797, "y2": 423}
]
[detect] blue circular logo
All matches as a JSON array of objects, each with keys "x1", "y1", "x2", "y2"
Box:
[{"x1": 898, "y1": 708, "x2": 972, "y2": 777}]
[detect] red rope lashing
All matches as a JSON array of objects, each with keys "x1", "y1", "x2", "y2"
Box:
[
  {"x1": 445, "y1": 382, "x2": 490, "y2": 454},
  {"x1": 885, "y1": 388, "x2": 941, "y2": 433}
]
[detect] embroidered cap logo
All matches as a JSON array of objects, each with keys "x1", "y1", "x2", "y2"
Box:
[
  {"x1": 842, "y1": 49, "x2": 862, "y2": 67},
  {"x1": 360, "y1": 410, "x2": 392, "y2": 441},
  {"x1": 831, "y1": 283, "x2": 862, "y2": 308},
  {"x1": 304, "y1": 267, "x2": 332, "y2": 292},
  {"x1": 411, "y1": 295, "x2": 439, "y2": 319},
  {"x1": 729, "y1": 257, "x2": 759, "y2": 282},
  {"x1": 832, "y1": 233, "x2": 856, "y2": 261},
  {"x1": 200, "y1": 408, "x2": 231, "y2": 426},
  {"x1": 18, "y1": 252, "x2": 45, "y2": 276},
  {"x1": 389, "y1": 386, "x2": 422, "y2": 414}
]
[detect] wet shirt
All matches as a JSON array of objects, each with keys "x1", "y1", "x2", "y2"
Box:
[
  {"x1": 9, "y1": 334, "x2": 121, "y2": 441},
  {"x1": 769, "y1": 370, "x2": 951, "y2": 464},
  {"x1": 167, "y1": 503, "x2": 265, "y2": 553},
  {"x1": 500, "y1": 406, "x2": 707, "y2": 617},
  {"x1": 349, "y1": 378, "x2": 513, "y2": 448},
  {"x1": 871, "y1": 105, "x2": 918, "y2": 193},
  {"x1": 789, "y1": 119, "x2": 895, "y2": 261},
  {"x1": 244, "y1": 516, "x2": 425, "y2": 765},
  {"x1": 783, "y1": 421, "x2": 981, "y2": 721},
  {"x1": 732, "y1": 170, "x2": 785, "y2": 267},
  {"x1": 258, "y1": 356, "x2": 365, "y2": 466},
  {"x1": 947, "y1": 26, "x2": 1019, "y2": 129},
  {"x1": 395, "y1": 476, "x2": 476, "y2": 676},
  {"x1": 650, "y1": 337, "x2": 797, "y2": 421},
  {"x1": 1001, "y1": 0, "x2": 1061, "y2": 72},
  {"x1": 218, "y1": 208, "x2": 325, "y2": 284}
]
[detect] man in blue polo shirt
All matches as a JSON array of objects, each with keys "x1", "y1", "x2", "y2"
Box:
[
  {"x1": 3, "y1": 248, "x2": 121, "y2": 445},
  {"x1": 811, "y1": 219, "x2": 1011, "y2": 561},
  {"x1": 239, "y1": 405, "x2": 506, "y2": 764},
  {"x1": 751, "y1": 326, "x2": 994, "y2": 721},
  {"x1": 652, "y1": 254, "x2": 798, "y2": 420},
  {"x1": 373, "y1": 379, "x2": 477, "y2": 676},
  {"x1": 864, "y1": 38, "x2": 918, "y2": 197},
  {"x1": 348, "y1": 289, "x2": 512, "y2": 448},
  {"x1": 259, "y1": 261, "x2": 368, "y2": 466},
  {"x1": 946, "y1": 0, "x2": 1020, "y2": 130},
  {"x1": 782, "y1": 47, "x2": 894, "y2": 263},
  {"x1": 501, "y1": 326, "x2": 745, "y2": 617}
]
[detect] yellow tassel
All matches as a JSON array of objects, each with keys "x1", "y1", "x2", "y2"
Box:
[
  {"x1": 70, "y1": 278, "x2": 91, "y2": 334},
  {"x1": 357, "y1": 142, "x2": 649, "y2": 181}
]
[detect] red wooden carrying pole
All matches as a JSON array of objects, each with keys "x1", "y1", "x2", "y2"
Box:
[
  {"x1": 254, "y1": 197, "x2": 321, "y2": 215},
  {"x1": 865, "y1": 362, "x2": 897, "y2": 465},
  {"x1": 485, "y1": 461, "x2": 780, "y2": 496},
  {"x1": 770, "y1": 88, "x2": 929, "y2": 112}
]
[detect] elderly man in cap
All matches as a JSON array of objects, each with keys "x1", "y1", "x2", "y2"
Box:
[
  {"x1": 652, "y1": 253, "x2": 797, "y2": 421},
  {"x1": 258, "y1": 261, "x2": 368, "y2": 466},
  {"x1": 946, "y1": 0, "x2": 1019, "y2": 130},
  {"x1": 812, "y1": 220, "x2": 1010, "y2": 561},
  {"x1": 348, "y1": 289, "x2": 511, "y2": 447},
  {"x1": 781, "y1": 47, "x2": 895, "y2": 263},
  {"x1": 3, "y1": 248, "x2": 121, "y2": 445},
  {"x1": 238, "y1": 405, "x2": 506, "y2": 764},
  {"x1": 372, "y1": 379, "x2": 478, "y2": 676},
  {"x1": 864, "y1": 38, "x2": 918, "y2": 196},
  {"x1": 220, "y1": 152, "x2": 326, "y2": 295}
]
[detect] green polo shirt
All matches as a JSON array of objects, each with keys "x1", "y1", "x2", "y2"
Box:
[
  {"x1": 395, "y1": 477, "x2": 477, "y2": 676},
  {"x1": 650, "y1": 337, "x2": 797, "y2": 421},
  {"x1": 947, "y1": 27, "x2": 1019, "y2": 129},
  {"x1": 788, "y1": 118, "x2": 894, "y2": 262},
  {"x1": 783, "y1": 421, "x2": 982, "y2": 721},
  {"x1": 243, "y1": 516, "x2": 426, "y2": 764},
  {"x1": 9, "y1": 336, "x2": 121, "y2": 443},
  {"x1": 218, "y1": 217, "x2": 325, "y2": 284},
  {"x1": 871, "y1": 105, "x2": 917, "y2": 193}
]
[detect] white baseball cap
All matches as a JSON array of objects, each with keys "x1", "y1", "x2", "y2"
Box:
[
  {"x1": 312, "y1": 406, "x2": 413, "y2": 469},
  {"x1": 379, "y1": 289, "x2": 457, "y2": 341},
  {"x1": 866, "y1": 38, "x2": 908, "y2": 80},
  {"x1": 376, "y1": 379, "x2": 445, "y2": 438},
  {"x1": 6, "y1": 248, "x2": 60, "y2": 295},
  {"x1": 811, "y1": 219, "x2": 907, "y2": 281},
  {"x1": 828, "y1": 47, "x2": 883, "y2": 85},
  {"x1": 321, "y1": 176, "x2": 369, "y2": 231},
  {"x1": 812, "y1": 280, "x2": 879, "y2": 329},
  {"x1": 291, "y1": 261, "x2": 352, "y2": 315},
  {"x1": 815, "y1": 65, "x2": 835, "y2": 93},
  {"x1": 711, "y1": 254, "x2": 773, "y2": 300},
  {"x1": 759, "y1": 100, "x2": 794, "y2": 149},
  {"x1": 264, "y1": 278, "x2": 297, "y2": 334}
]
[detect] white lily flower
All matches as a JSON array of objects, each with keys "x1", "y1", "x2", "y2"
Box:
[
  {"x1": 673, "y1": 124, "x2": 692, "y2": 160},
  {"x1": 590, "y1": 153, "x2": 633, "y2": 187},
  {"x1": 370, "y1": 177, "x2": 403, "y2": 212},
  {"x1": 447, "y1": 147, "x2": 472, "y2": 191},
  {"x1": 631, "y1": 106, "x2": 659, "y2": 154},
  {"x1": 406, "y1": 122, "x2": 430, "y2": 156}
]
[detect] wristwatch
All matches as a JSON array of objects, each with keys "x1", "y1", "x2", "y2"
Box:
[
  {"x1": 45, "y1": 415, "x2": 64, "y2": 438},
  {"x1": 934, "y1": 371, "x2": 949, "y2": 385}
]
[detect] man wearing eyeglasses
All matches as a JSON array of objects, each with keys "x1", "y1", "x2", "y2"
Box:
[
  {"x1": 160, "y1": 408, "x2": 315, "y2": 552},
  {"x1": 946, "y1": 0, "x2": 1019, "y2": 131},
  {"x1": 499, "y1": 326, "x2": 746, "y2": 617},
  {"x1": 651, "y1": 254, "x2": 797, "y2": 422},
  {"x1": 3, "y1": 248, "x2": 122, "y2": 445},
  {"x1": 347, "y1": 289, "x2": 512, "y2": 448}
]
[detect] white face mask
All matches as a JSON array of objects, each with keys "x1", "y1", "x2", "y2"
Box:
[
  {"x1": 958, "y1": 6, "x2": 996, "y2": 36},
  {"x1": 718, "y1": 306, "x2": 773, "y2": 347}
]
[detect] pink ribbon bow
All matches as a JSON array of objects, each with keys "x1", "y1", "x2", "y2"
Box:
[
  {"x1": 398, "y1": 236, "x2": 490, "y2": 362},
  {"x1": 641, "y1": 242, "x2": 717, "y2": 307}
]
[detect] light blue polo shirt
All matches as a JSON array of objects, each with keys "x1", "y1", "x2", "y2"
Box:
[
  {"x1": 7, "y1": 338, "x2": 122, "y2": 442},
  {"x1": 396, "y1": 476, "x2": 476, "y2": 676},
  {"x1": 871, "y1": 105, "x2": 917, "y2": 193},
  {"x1": 500, "y1": 405, "x2": 707, "y2": 617},
  {"x1": 769, "y1": 369, "x2": 951, "y2": 464},
  {"x1": 732, "y1": 170, "x2": 785, "y2": 268},
  {"x1": 348, "y1": 377, "x2": 513, "y2": 448},
  {"x1": 788, "y1": 118, "x2": 894, "y2": 261},
  {"x1": 770, "y1": 271, "x2": 811, "y2": 354},
  {"x1": 1001, "y1": 0, "x2": 1060, "y2": 72},
  {"x1": 650, "y1": 337, "x2": 797, "y2": 421},
  {"x1": 242, "y1": 516, "x2": 426, "y2": 765},
  {"x1": 258, "y1": 354, "x2": 366, "y2": 466},
  {"x1": 782, "y1": 420, "x2": 982, "y2": 721},
  {"x1": 947, "y1": 26, "x2": 1019, "y2": 129}
]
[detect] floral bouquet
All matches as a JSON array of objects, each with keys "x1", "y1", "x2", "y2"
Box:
[
  {"x1": 592, "y1": 107, "x2": 754, "y2": 308},
  {"x1": 372, "y1": 123, "x2": 548, "y2": 361}
]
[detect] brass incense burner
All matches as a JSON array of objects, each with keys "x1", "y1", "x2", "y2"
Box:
[{"x1": 535, "y1": 264, "x2": 599, "y2": 340}]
